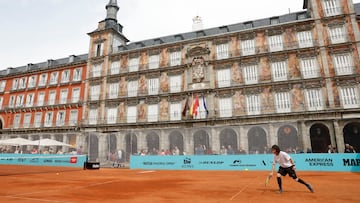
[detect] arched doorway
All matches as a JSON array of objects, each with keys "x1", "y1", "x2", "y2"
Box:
[
  {"x1": 107, "y1": 134, "x2": 117, "y2": 154},
  {"x1": 278, "y1": 125, "x2": 299, "y2": 152},
  {"x1": 310, "y1": 123, "x2": 331, "y2": 153},
  {"x1": 343, "y1": 122, "x2": 360, "y2": 152},
  {"x1": 193, "y1": 130, "x2": 210, "y2": 154},
  {"x1": 219, "y1": 128, "x2": 238, "y2": 154},
  {"x1": 125, "y1": 133, "x2": 137, "y2": 160},
  {"x1": 169, "y1": 131, "x2": 184, "y2": 155},
  {"x1": 86, "y1": 133, "x2": 99, "y2": 162},
  {"x1": 146, "y1": 132, "x2": 160, "y2": 155},
  {"x1": 248, "y1": 127, "x2": 267, "y2": 154}
]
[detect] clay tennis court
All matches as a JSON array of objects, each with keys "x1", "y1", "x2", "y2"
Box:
[{"x1": 0, "y1": 165, "x2": 359, "y2": 203}]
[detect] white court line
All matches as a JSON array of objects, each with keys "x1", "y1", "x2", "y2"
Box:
[
  {"x1": 138, "y1": 170, "x2": 156, "y2": 174},
  {"x1": 230, "y1": 176, "x2": 259, "y2": 201}
]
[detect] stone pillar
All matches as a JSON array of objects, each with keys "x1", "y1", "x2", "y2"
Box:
[
  {"x1": 300, "y1": 121, "x2": 312, "y2": 152},
  {"x1": 98, "y1": 134, "x2": 107, "y2": 162},
  {"x1": 239, "y1": 126, "x2": 247, "y2": 153},
  {"x1": 268, "y1": 124, "x2": 276, "y2": 146},
  {"x1": 211, "y1": 127, "x2": 219, "y2": 154},
  {"x1": 183, "y1": 128, "x2": 192, "y2": 155},
  {"x1": 333, "y1": 121, "x2": 344, "y2": 152}
]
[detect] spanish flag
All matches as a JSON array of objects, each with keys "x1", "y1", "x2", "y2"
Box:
[
  {"x1": 182, "y1": 96, "x2": 189, "y2": 117},
  {"x1": 189, "y1": 94, "x2": 194, "y2": 115},
  {"x1": 193, "y1": 95, "x2": 200, "y2": 116}
]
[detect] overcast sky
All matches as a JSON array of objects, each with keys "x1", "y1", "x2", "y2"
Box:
[{"x1": 1, "y1": 0, "x2": 360, "y2": 69}]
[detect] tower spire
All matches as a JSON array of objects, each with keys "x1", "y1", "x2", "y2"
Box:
[{"x1": 105, "y1": 0, "x2": 119, "y2": 22}]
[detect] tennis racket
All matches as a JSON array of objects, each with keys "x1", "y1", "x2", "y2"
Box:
[{"x1": 265, "y1": 174, "x2": 272, "y2": 186}]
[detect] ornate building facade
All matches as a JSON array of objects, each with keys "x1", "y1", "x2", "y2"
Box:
[{"x1": 1, "y1": 0, "x2": 360, "y2": 163}]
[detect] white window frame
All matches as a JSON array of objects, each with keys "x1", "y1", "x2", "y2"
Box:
[
  {"x1": 0, "y1": 97, "x2": 3, "y2": 110},
  {"x1": 127, "y1": 80, "x2": 138, "y2": 97},
  {"x1": 19, "y1": 77, "x2": 27, "y2": 89},
  {"x1": 243, "y1": 64, "x2": 258, "y2": 85},
  {"x1": 25, "y1": 93, "x2": 34, "y2": 107},
  {"x1": 333, "y1": 53, "x2": 353, "y2": 75},
  {"x1": 108, "y1": 83, "x2": 119, "y2": 99},
  {"x1": 217, "y1": 68, "x2": 231, "y2": 87},
  {"x1": 107, "y1": 107, "x2": 118, "y2": 124},
  {"x1": 148, "y1": 78, "x2": 159, "y2": 95},
  {"x1": 28, "y1": 75, "x2": 37, "y2": 88},
  {"x1": 129, "y1": 57, "x2": 139, "y2": 72},
  {"x1": 69, "y1": 110, "x2": 78, "y2": 126},
  {"x1": 56, "y1": 111, "x2": 66, "y2": 126},
  {"x1": 92, "y1": 64, "x2": 102, "y2": 77},
  {"x1": 149, "y1": 54, "x2": 160, "y2": 69},
  {"x1": 216, "y1": 43, "x2": 229, "y2": 60},
  {"x1": 44, "y1": 111, "x2": 54, "y2": 127},
  {"x1": 23, "y1": 114, "x2": 31, "y2": 128},
  {"x1": 49, "y1": 71, "x2": 59, "y2": 85},
  {"x1": 71, "y1": 88, "x2": 80, "y2": 103},
  {"x1": 16, "y1": 94, "x2": 24, "y2": 107},
  {"x1": 271, "y1": 61, "x2": 288, "y2": 82},
  {"x1": 339, "y1": 86, "x2": 360, "y2": 108},
  {"x1": 60, "y1": 89, "x2": 68, "y2": 104},
  {"x1": 38, "y1": 74, "x2": 47, "y2": 86},
  {"x1": 9, "y1": 95, "x2": 16, "y2": 108},
  {"x1": 169, "y1": 75, "x2": 182, "y2": 93},
  {"x1": 297, "y1": 30, "x2": 313, "y2": 48},
  {"x1": 300, "y1": 57, "x2": 320, "y2": 79},
  {"x1": 170, "y1": 51, "x2": 181, "y2": 66},
  {"x1": 48, "y1": 91, "x2": 56, "y2": 105},
  {"x1": 73, "y1": 68, "x2": 82, "y2": 81},
  {"x1": 0, "y1": 81, "x2": 6, "y2": 92},
  {"x1": 246, "y1": 95, "x2": 261, "y2": 115},
  {"x1": 127, "y1": 106, "x2": 137, "y2": 123},
  {"x1": 147, "y1": 104, "x2": 158, "y2": 122},
  {"x1": 328, "y1": 25, "x2": 346, "y2": 44},
  {"x1": 110, "y1": 61, "x2": 120, "y2": 75},
  {"x1": 61, "y1": 70, "x2": 70, "y2": 83},
  {"x1": 322, "y1": 0, "x2": 342, "y2": 17},
  {"x1": 89, "y1": 109, "x2": 98, "y2": 125},
  {"x1": 275, "y1": 92, "x2": 291, "y2": 113},
  {"x1": 37, "y1": 92, "x2": 45, "y2": 106},
  {"x1": 12, "y1": 78, "x2": 18, "y2": 90},
  {"x1": 241, "y1": 39, "x2": 256, "y2": 56},
  {"x1": 170, "y1": 103, "x2": 181, "y2": 121},
  {"x1": 219, "y1": 97, "x2": 232, "y2": 118},
  {"x1": 13, "y1": 114, "x2": 21, "y2": 128},
  {"x1": 268, "y1": 35, "x2": 283, "y2": 52},
  {"x1": 305, "y1": 89, "x2": 324, "y2": 111},
  {"x1": 90, "y1": 85, "x2": 100, "y2": 101},
  {"x1": 34, "y1": 112, "x2": 42, "y2": 128}
]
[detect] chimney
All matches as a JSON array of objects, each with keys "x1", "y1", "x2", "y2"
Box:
[
  {"x1": 47, "y1": 59, "x2": 54, "y2": 67},
  {"x1": 192, "y1": 16, "x2": 203, "y2": 31},
  {"x1": 27, "y1": 63, "x2": 34, "y2": 71},
  {"x1": 69, "y1": 55, "x2": 76, "y2": 63}
]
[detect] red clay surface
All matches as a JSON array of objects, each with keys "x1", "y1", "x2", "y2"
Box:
[{"x1": 0, "y1": 165, "x2": 359, "y2": 203}]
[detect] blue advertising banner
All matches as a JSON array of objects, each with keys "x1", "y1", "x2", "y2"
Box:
[
  {"x1": 0, "y1": 154, "x2": 87, "y2": 168},
  {"x1": 130, "y1": 153, "x2": 360, "y2": 172}
]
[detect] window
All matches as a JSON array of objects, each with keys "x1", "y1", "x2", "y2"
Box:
[
  {"x1": 169, "y1": 75, "x2": 181, "y2": 93},
  {"x1": 127, "y1": 106, "x2": 137, "y2": 123},
  {"x1": 25, "y1": 93, "x2": 34, "y2": 107},
  {"x1": 89, "y1": 109, "x2": 98, "y2": 125},
  {"x1": 56, "y1": 111, "x2": 65, "y2": 126},
  {"x1": 271, "y1": 61, "x2": 288, "y2": 81},
  {"x1": 44, "y1": 111, "x2": 54, "y2": 127},
  {"x1": 108, "y1": 83, "x2": 119, "y2": 99},
  {"x1": 0, "y1": 81, "x2": 6, "y2": 92},
  {"x1": 170, "y1": 51, "x2": 181, "y2": 66},
  {"x1": 297, "y1": 31, "x2": 313, "y2": 48},
  {"x1": 92, "y1": 64, "x2": 102, "y2": 77},
  {"x1": 305, "y1": 89, "x2": 324, "y2": 111},
  {"x1": 19, "y1": 77, "x2": 27, "y2": 89},
  {"x1": 127, "y1": 80, "x2": 138, "y2": 97},
  {"x1": 219, "y1": 97, "x2": 232, "y2": 117},
  {"x1": 69, "y1": 110, "x2": 78, "y2": 126},
  {"x1": 0, "y1": 97, "x2": 3, "y2": 109},
  {"x1": 217, "y1": 69, "x2": 231, "y2": 87},
  {"x1": 149, "y1": 55, "x2": 160, "y2": 69},
  {"x1": 23, "y1": 114, "x2": 31, "y2": 128},
  {"x1": 328, "y1": 26, "x2": 346, "y2": 44},
  {"x1": 38, "y1": 74, "x2": 47, "y2": 86},
  {"x1": 73, "y1": 68, "x2": 82, "y2": 81},
  {"x1": 95, "y1": 43, "x2": 103, "y2": 57},
  {"x1": 194, "y1": 96, "x2": 207, "y2": 119},
  {"x1": 61, "y1": 70, "x2": 70, "y2": 83},
  {"x1": 110, "y1": 61, "x2": 120, "y2": 75},
  {"x1": 339, "y1": 86, "x2": 359, "y2": 108},
  {"x1": 49, "y1": 72, "x2": 59, "y2": 85},
  {"x1": 147, "y1": 104, "x2": 158, "y2": 122},
  {"x1": 34, "y1": 113, "x2": 42, "y2": 128},
  {"x1": 241, "y1": 39, "x2": 256, "y2": 56},
  {"x1": 13, "y1": 114, "x2": 21, "y2": 128},
  {"x1": 129, "y1": 57, "x2": 139, "y2": 72},
  {"x1": 9, "y1": 95, "x2": 15, "y2": 108},
  {"x1": 170, "y1": 103, "x2": 181, "y2": 121},
  {"x1": 148, "y1": 78, "x2": 159, "y2": 95},
  {"x1": 107, "y1": 107, "x2": 118, "y2": 124},
  {"x1": 300, "y1": 57, "x2": 319, "y2": 78},
  {"x1": 28, "y1": 76, "x2": 37, "y2": 88},
  {"x1": 275, "y1": 92, "x2": 291, "y2": 113},
  {"x1": 268, "y1": 35, "x2": 283, "y2": 52},
  {"x1": 322, "y1": 0, "x2": 341, "y2": 16},
  {"x1": 333, "y1": 53, "x2": 353, "y2": 75},
  {"x1": 90, "y1": 85, "x2": 100, "y2": 100},
  {"x1": 216, "y1": 44, "x2": 229, "y2": 60},
  {"x1": 48, "y1": 91, "x2": 56, "y2": 105},
  {"x1": 270, "y1": 17, "x2": 279, "y2": 25},
  {"x1": 12, "y1": 78, "x2": 18, "y2": 90},
  {"x1": 16, "y1": 95, "x2": 24, "y2": 107},
  {"x1": 243, "y1": 64, "x2": 258, "y2": 84},
  {"x1": 60, "y1": 89, "x2": 68, "y2": 104},
  {"x1": 71, "y1": 88, "x2": 80, "y2": 103},
  {"x1": 246, "y1": 95, "x2": 261, "y2": 115},
  {"x1": 37, "y1": 92, "x2": 45, "y2": 106}
]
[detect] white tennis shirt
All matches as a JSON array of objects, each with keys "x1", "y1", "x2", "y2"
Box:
[{"x1": 273, "y1": 151, "x2": 293, "y2": 168}]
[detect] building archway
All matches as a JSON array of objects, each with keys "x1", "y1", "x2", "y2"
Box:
[
  {"x1": 193, "y1": 130, "x2": 210, "y2": 154},
  {"x1": 310, "y1": 123, "x2": 331, "y2": 153},
  {"x1": 343, "y1": 122, "x2": 360, "y2": 152},
  {"x1": 86, "y1": 133, "x2": 99, "y2": 162},
  {"x1": 146, "y1": 132, "x2": 160, "y2": 155},
  {"x1": 125, "y1": 132, "x2": 137, "y2": 160},
  {"x1": 248, "y1": 127, "x2": 267, "y2": 154},
  {"x1": 278, "y1": 125, "x2": 299, "y2": 152},
  {"x1": 219, "y1": 128, "x2": 238, "y2": 154},
  {"x1": 169, "y1": 131, "x2": 184, "y2": 155}
]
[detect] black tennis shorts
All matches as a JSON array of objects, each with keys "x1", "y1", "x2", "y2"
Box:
[{"x1": 278, "y1": 166, "x2": 297, "y2": 179}]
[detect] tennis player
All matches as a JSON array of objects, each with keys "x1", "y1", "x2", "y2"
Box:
[{"x1": 270, "y1": 145, "x2": 314, "y2": 194}]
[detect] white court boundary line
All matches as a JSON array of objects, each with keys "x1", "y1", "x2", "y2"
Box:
[
  {"x1": 138, "y1": 170, "x2": 156, "y2": 174},
  {"x1": 230, "y1": 176, "x2": 259, "y2": 201}
]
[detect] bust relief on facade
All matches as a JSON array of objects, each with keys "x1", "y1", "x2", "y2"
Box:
[
  {"x1": 191, "y1": 56, "x2": 205, "y2": 82},
  {"x1": 233, "y1": 90, "x2": 245, "y2": 115},
  {"x1": 120, "y1": 77, "x2": 127, "y2": 96},
  {"x1": 231, "y1": 62, "x2": 242, "y2": 84},
  {"x1": 159, "y1": 98, "x2": 169, "y2": 120},
  {"x1": 291, "y1": 84, "x2": 304, "y2": 111},
  {"x1": 160, "y1": 72, "x2": 169, "y2": 92},
  {"x1": 138, "y1": 103, "x2": 147, "y2": 120},
  {"x1": 138, "y1": 75, "x2": 147, "y2": 94}
]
